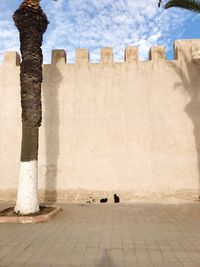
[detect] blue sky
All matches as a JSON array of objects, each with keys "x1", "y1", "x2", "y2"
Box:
[{"x1": 0, "y1": 0, "x2": 200, "y2": 63}]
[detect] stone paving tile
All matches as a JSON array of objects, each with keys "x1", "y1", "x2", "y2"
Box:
[
  {"x1": 153, "y1": 262, "x2": 183, "y2": 267},
  {"x1": 81, "y1": 259, "x2": 96, "y2": 267},
  {"x1": 1, "y1": 202, "x2": 200, "y2": 267}
]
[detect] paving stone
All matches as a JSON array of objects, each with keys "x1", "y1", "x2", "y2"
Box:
[{"x1": 1, "y1": 202, "x2": 200, "y2": 267}]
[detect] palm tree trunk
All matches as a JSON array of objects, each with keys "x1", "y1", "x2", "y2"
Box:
[{"x1": 13, "y1": 0, "x2": 48, "y2": 214}]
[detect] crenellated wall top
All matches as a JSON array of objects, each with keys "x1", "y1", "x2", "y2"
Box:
[{"x1": 2, "y1": 39, "x2": 200, "y2": 66}]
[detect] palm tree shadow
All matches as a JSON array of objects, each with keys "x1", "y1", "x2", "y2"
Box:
[
  {"x1": 172, "y1": 45, "x2": 200, "y2": 198},
  {"x1": 96, "y1": 249, "x2": 119, "y2": 267},
  {"x1": 42, "y1": 64, "x2": 63, "y2": 204}
]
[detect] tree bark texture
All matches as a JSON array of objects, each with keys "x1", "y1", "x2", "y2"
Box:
[{"x1": 13, "y1": 4, "x2": 48, "y2": 162}]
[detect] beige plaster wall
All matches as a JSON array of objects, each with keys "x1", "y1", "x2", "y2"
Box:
[{"x1": 1, "y1": 39, "x2": 200, "y2": 203}]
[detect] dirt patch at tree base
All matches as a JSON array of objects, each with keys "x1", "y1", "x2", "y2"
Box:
[{"x1": 0, "y1": 205, "x2": 62, "y2": 223}]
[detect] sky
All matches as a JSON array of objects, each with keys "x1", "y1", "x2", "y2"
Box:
[{"x1": 0, "y1": 0, "x2": 200, "y2": 63}]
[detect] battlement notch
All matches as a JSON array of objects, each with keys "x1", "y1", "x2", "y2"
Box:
[
  {"x1": 149, "y1": 46, "x2": 166, "y2": 62},
  {"x1": 125, "y1": 47, "x2": 138, "y2": 63},
  {"x1": 101, "y1": 48, "x2": 113, "y2": 64},
  {"x1": 3, "y1": 52, "x2": 20, "y2": 66},
  {"x1": 51, "y1": 50, "x2": 66, "y2": 65},
  {"x1": 76, "y1": 49, "x2": 89, "y2": 65},
  {"x1": 174, "y1": 39, "x2": 200, "y2": 63}
]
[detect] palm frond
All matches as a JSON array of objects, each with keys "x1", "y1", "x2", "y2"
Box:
[{"x1": 164, "y1": 0, "x2": 200, "y2": 14}]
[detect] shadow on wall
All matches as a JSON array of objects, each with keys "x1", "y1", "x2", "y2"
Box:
[
  {"x1": 96, "y1": 249, "x2": 119, "y2": 267},
  {"x1": 172, "y1": 46, "x2": 200, "y2": 198},
  {"x1": 42, "y1": 64, "x2": 63, "y2": 203}
]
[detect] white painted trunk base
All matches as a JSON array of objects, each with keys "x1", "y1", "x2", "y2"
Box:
[{"x1": 15, "y1": 160, "x2": 39, "y2": 214}]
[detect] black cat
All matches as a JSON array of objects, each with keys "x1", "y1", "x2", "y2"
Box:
[
  {"x1": 114, "y1": 194, "x2": 120, "y2": 203},
  {"x1": 100, "y1": 198, "x2": 108, "y2": 203}
]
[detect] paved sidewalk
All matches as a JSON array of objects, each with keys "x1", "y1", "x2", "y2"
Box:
[{"x1": 0, "y1": 202, "x2": 200, "y2": 267}]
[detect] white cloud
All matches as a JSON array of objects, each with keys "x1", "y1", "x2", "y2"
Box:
[
  {"x1": 42, "y1": 0, "x2": 191, "y2": 62},
  {"x1": 0, "y1": 1, "x2": 20, "y2": 62},
  {"x1": 0, "y1": 0, "x2": 193, "y2": 63}
]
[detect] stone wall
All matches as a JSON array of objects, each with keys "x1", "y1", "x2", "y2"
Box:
[{"x1": 1, "y1": 39, "x2": 200, "y2": 203}]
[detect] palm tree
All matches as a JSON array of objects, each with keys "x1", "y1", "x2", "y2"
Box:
[
  {"x1": 13, "y1": 0, "x2": 48, "y2": 214},
  {"x1": 158, "y1": 0, "x2": 200, "y2": 14}
]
